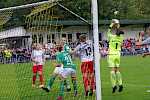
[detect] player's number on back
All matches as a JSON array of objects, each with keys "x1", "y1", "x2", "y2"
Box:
[
  {"x1": 116, "y1": 43, "x2": 118, "y2": 49},
  {"x1": 85, "y1": 47, "x2": 92, "y2": 56}
]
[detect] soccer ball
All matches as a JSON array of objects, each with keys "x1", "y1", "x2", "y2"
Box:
[{"x1": 114, "y1": 11, "x2": 119, "y2": 15}]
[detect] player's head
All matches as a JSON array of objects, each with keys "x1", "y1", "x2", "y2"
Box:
[
  {"x1": 79, "y1": 34, "x2": 87, "y2": 42},
  {"x1": 36, "y1": 43, "x2": 42, "y2": 50},
  {"x1": 32, "y1": 43, "x2": 36, "y2": 50},
  {"x1": 60, "y1": 38, "x2": 67, "y2": 46},
  {"x1": 56, "y1": 43, "x2": 63, "y2": 52},
  {"x1": 112, "y1": 19, "x2": 120, "y2": 29},
  {"x1": 116, "y1": 29, "x2": 124, "y2": 36}
]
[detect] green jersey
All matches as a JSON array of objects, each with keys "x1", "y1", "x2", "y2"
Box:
[
  {"x1": 107, "y1": 29, "x2": 123, "y2": 55},
  {"x1": 56, "y1": 51, "x2": 76, "y2": 70},
  {"x1": 63, "y1": 44, "x2": 71, "y2": 53}
]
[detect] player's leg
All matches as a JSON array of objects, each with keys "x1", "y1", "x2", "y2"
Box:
[
  {"x1": 38, "y1": 65, "x2": 44, "y2": 88},
  {"x1": 42, "y1": 73, "x2": 58, "y2": 92},
  {"x1": 42, "y1": 66, "x2": 61, "y2": 92},
  {"x1": 57, "y1": 76, "x2": 65, "y2": 100},
  {"x1": 64, "y1": 79, "x2": 71, "y2": 92},
  {"x1": 32, "y1": 65, "x2": 37, "y2": 87},
  {"x1": 71, "y1": 70, "x2": 78, "y2": 96},
  {"x1": 115, "y1": 57, "x2": 123, "y2": 92},
  {"x1": 88, "y1": 61, "x2": 95, "y2": 96},
  {"x1": 81, "y1": 62, "x2": 89, "y2": 96},
  {"x1": 57, "y1": 69, "x2": 70, "y2": 100},
  {"x1": 108, "y1": 55, "x2": 117, "y2": 93},
  {"x1": 116, "y1": 68, "x2": 123, "y2": 92}
]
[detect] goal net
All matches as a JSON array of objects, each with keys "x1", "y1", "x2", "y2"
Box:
[{"x1": 0, "y1": 0, "x2": 98, "y2": 100}]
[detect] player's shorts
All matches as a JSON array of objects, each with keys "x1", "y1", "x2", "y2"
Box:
[
  {"x1": 32, "y1": 65, "x2": 43, "y2": 73},
  {"x1": 108, "y1": 54, "x2": 120, "y2": 67},
  {"x1": 61, "y1": 68, "x2": 76, "y2": 79},
  {"x1": 81, "y1": 61, "x2": 94, "y2": 74},
  {"x1": 53, "y1": 65, "x2": 64, "y2": 75}
]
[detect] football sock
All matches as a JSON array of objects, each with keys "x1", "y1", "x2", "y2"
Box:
[
  {"x1": 72, "y1": 77, "x2": 77, "y2": 91},
  {"x1": 116, "y1": 71, "x2": 123, "y2": 86},
  {"x1": 58, "y1": 80, "x2": 64, "y2": 97},
  {"x1": 39, "y1": 74, "x2": 44, "y2": 85},
  {"x1": 32, "y1": 75, "x2": 36, "y2": 84},
  {"x1": 110, "y1": 71, "x2": 117, "y2": 87},
  {"x1": 47, "y1": 75, "x2": 56, "y2": 90}
]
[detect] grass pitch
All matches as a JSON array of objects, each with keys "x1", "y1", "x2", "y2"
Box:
[{"x1": 0, "y1": 56, "x2": 150, "y2": 100}]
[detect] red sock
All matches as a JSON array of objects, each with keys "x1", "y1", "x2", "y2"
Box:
[
  {"x1": 39, "y1": 75, "x2": 44, "y2": 85},
  {"x1": 32, "y1": 75, "x2": 36, "y2": 84},
  {"x1": 90, "y1": 75, "x2": 96, "y2": 90},
  {"x1": 83, "y1": 75, "x2": 89, "y2": 92}
]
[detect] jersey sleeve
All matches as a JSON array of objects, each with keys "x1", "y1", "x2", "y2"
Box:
[
  {"x1": 74, "y1": 44, "x2": 80, "y2": 53},
  {"x1": 107, "y1": 29, "x2": 113, "y2": 40}
]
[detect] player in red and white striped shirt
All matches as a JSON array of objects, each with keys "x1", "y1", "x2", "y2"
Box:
[
  {"x1": 31, "y1": 43, "x2": 45, "y2": 88},
  {"x1": 72, "y1": 34, "x2": 95, "y2": 96}
]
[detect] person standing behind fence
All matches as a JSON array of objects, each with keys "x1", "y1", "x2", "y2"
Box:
[
  {"x1": 31, "y1": 43, "x2": 45, "y2": 88},
  {"x1": 4, "y1": 48, "x2": 12, "y2": 64}
]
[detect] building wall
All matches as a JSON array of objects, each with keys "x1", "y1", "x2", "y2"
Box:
[{"x1": 99, "y1": 25, "x2": 144, "y2": 40}]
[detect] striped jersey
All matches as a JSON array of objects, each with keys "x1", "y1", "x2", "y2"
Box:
[
  {"x1": 31, "y1": 50, "x2": 45, "y2": 65},
  {"x1": 74, "y1": 40, "x2": 93, "y2": 62}
]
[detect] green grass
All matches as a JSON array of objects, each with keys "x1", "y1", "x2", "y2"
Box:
[{"x1": 0, "y1": 56, "x2": 150, "y2": 100}]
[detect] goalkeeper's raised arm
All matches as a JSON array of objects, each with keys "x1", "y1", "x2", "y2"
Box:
[{"x1": 107, "y1": 19, "x2": 120, "y2": 39}]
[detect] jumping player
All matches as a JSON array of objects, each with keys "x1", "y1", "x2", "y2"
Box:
[
  {"x1": 31, "y1": 43, "x2": 45, "y2": 88},
  {"x1": 107, "y1": 19, "x2": 124, "y2": 93}
]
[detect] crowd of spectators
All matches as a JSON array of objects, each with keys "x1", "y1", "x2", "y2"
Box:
[
  {"x1": 1, "y1": 35, "x2": 150, "y2": 64},
  {"x1": 100, "y1": 37, "x2": 149, "y2": 57}
]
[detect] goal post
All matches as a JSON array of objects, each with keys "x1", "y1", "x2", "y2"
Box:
[{"x1": 92, "y1": 0, "x2": 102, "y2": 100}]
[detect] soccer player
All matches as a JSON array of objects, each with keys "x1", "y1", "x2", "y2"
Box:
[
  {"x1": 71, "y1": 34, "x2": 95, "y2": 96},
  {"x1": 107, "y1": 19, "x2": 124, "y2": 93},
  {"x1": 42, "y1": 38, "x2": 71, "y2": 91},
  {"x1": 31, "y1": 43, "x2": 45, "y2": 88},
  {"x1": 42, "y1": 43, "x2": 77, "y2": 100}
]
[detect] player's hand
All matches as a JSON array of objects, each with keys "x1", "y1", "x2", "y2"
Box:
[{"x1": 109, "y1": 23, "x2": 115, "y2": 28}]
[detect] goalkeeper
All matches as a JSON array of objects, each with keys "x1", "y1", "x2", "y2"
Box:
[{"x1": 107, "y1": 19, "x2": 124, "y2": 93}]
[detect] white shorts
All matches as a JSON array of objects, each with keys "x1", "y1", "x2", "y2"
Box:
[
  {"x1": 61, "y1": 68, "x2": 76, "y2": 78},
  {"x1": 53, "y1": 66, "x2": 64, "y2": 75}
]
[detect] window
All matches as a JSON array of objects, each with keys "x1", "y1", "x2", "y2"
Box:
[
  {"x1": 52, "y1": 34, "x2": 55, "y2": 43},
  {"x1": 62, "y1": 34, "x2": 66, "y2": 38},
  {"x1": 32, "y1": 34, "x2": 37, "y2": 43},
  {"x1": 68, "y1": 34, "x2": 72, "y2": 43},
  {"x1": 39, "y1": 34, "x2": 43, "y2": 44},
  {"x1": 47, "y1": 34, "x2": 51, "y2": 43}
]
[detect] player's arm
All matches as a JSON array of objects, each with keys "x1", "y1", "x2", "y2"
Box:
[
  {"x1": 31, "y1": 52, "x2": 36, "y2": 63},
  {"x1": 70, "y1": 45, "x2": 80, "y2": 55}
]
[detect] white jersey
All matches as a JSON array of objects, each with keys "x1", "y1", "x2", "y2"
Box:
[
  {"x1": 75, "y1": 40, "x2": 93, "y2": 62},
  {"x1": 31, "y1": 49, "x2": 45, "y2": 65}
]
